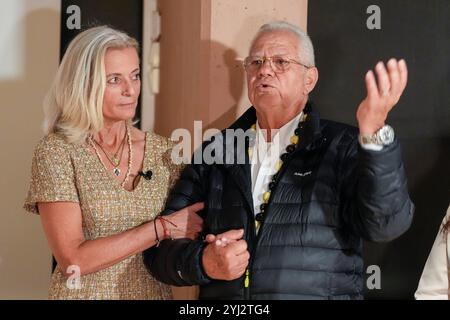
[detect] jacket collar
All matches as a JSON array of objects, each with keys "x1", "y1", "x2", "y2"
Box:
[
  {"x1": 218, "y1": 101, "x2": 324, "y2": 213},
  {"x1": 224, "y1": 100, "x2": 323, "y2": 159}
]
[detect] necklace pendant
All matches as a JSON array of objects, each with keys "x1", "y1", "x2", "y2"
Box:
[
  {"x1": 113, "y1": 168, "x2": 121, "y2": 176},
  {"x1": 112, "y1": 157, "x2": 120, "y2": 166}
]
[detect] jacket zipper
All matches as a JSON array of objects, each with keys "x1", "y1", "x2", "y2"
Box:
[
  {"x1": 242, "y1": 135, "x2": 301, "y2": 300},
  {"x1": 244, "y1": 209, "x2": 255, "y2": 300},
  {"x1": 244, "y1": 137, "x2": 254, "y2": 300},
  {"x1": 244, "y1": 148, "x2": 298, "y2": 300}
]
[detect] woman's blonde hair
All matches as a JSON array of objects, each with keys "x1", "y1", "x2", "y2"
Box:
[{"x1": 43, "y1": 26, "x2": 139, "y2": 144}]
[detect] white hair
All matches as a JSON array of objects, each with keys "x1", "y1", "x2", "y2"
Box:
[
  {"x1": 250, "y1": 21, "x2": 315, "y2": 67},
  {"x1": 43, "y1": 26, "x2": 139, "y2": 144}
]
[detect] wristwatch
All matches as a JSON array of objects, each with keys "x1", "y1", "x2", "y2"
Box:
[{"x1": 359, "y1": 125, "x2": 395, "y2": 146}]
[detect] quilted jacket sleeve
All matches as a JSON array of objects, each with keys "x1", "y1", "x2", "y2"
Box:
[
  {"x1": 340, "y1": 132, "x2": 415, "y2": 242},
  {"x1": 143, "y1": 153, "x2": 212, "y2": 286}
]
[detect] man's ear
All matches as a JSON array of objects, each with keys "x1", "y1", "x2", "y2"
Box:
[{"x1": 304, "y1": 67, "x2": 319, "y2": 95}]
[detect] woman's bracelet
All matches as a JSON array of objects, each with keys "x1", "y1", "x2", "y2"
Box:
[
  {"x1": 153, "y1": 219, "x2": 161, "y2": 247},
  {"x1": 156, "y1": 216, "x2": 178, "y2": 240}
]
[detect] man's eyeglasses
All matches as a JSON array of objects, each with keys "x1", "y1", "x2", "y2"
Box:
[{"x1": 243, "y1": 56, "x2": 312, "y2": 73}]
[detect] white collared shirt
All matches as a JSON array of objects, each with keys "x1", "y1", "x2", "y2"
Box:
[{"x1": 250, "y1": 112, "x2": 303, "y2": 216}]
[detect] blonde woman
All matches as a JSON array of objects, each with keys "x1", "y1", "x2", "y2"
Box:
[
  {"x1": 415, "y1": 205, "x2": 450, "y2": 300},
  {"x1": 23, "y1": 26, "x2": 203, "y2": 299}
]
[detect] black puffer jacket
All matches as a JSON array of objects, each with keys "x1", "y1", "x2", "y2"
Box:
[{"x1": 143, "y1": 103, "x2": 414, "y2": 300}]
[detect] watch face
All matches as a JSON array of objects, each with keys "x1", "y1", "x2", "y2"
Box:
[{"x1": 378, "y1": 125, "x2": 395, "y2": 144}]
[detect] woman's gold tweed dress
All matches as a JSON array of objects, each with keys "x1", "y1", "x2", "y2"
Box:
[{"x1": 24, "y1": 132, "x2": 181, "y2": 299}]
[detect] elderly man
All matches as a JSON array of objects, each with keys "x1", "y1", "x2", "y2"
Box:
[{"x1": 144, "y1": 21, "x2": 414, "y2": 299}]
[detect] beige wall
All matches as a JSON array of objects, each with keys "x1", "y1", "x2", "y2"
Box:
[
  {"x1": 0, "y1": 0, "x2": 60, "y2": 299},
  {"x1": 153, "y1": 0, "x2": 212, "y2": 143}
]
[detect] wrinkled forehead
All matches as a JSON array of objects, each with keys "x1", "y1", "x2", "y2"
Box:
[{"x1": 249, "y1": 30, "x2": 300, "y2": 57}]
